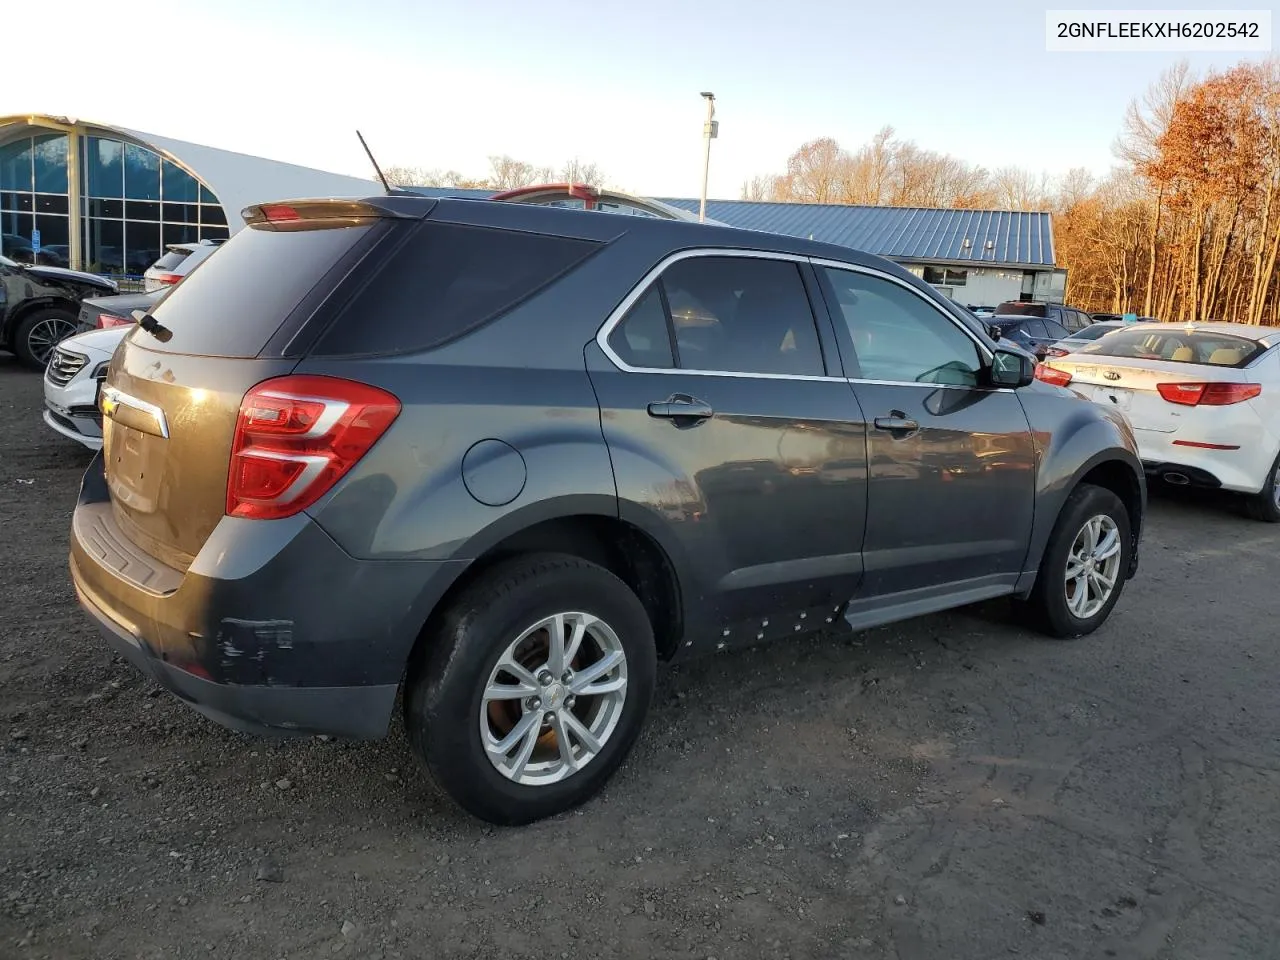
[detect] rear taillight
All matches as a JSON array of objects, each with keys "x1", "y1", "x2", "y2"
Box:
[
  {"x1": 96, "y1": 313, "x2": 132, "y2": 329},
  {"x1": 227, "y1": 376, "x2": 401, "y2": 521},
  {"x1": 1035, "y1": 364, "x2": 1073, "y2": 387},
  {"x1": 1156, "y1": 382, "x2": 1261, "y2": 406},
  {"x1": 1046, "y1": 347, "x2": 1069, "y2": 358},
  {"x1": 151, "y1": 272, "x2": 182, "y2": 286}
]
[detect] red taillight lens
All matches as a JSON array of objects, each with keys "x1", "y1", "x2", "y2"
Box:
[
  {"x1": 151, "y1": 272, "x2": 182, "y2": 286},
  {"x1": 1157, "y1": 382, "x2": 1261, "y2": 406},
  {"x1": 97, "y1": 313, "x2": 131, "y2": 329},
  {"x1": 227, "y1": 375, "x2": 401, "y2": 521},
  {"x1": 1046, "y1": 347, "x2": 1069, "y2": 358},
  {"x1": 1035, "y1": 364, "x2": 1073, "y2": 387}
]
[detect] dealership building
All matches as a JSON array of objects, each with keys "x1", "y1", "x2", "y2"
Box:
[
  {"x1": 1, "y1": 114, "x2": 1062, "y2": 305},
  {"x1": 0, "y1": 114, "x2": 375, "y2": 277}
]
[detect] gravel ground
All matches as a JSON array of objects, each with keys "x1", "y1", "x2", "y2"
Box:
[{"x1": 2, "y1": 354, "x2": 1278, "y2": 960}]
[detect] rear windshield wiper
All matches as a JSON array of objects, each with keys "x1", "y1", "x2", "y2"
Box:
[{"x1": 132, "y1": 309, "x2": 173, "y2": 343}]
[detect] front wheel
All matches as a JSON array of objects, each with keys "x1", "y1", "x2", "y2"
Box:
[
  {"x1": 1019, "y1": 483, "x2": 1131, "y2": 638},
  {"x1": 13, "y1": 307, "x2": 79, "y2": 370},
  {"x1": 405, "y1": 553, "x2": 657, "y2": 825}
]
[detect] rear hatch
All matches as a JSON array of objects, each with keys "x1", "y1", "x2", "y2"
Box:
[
  {"x1": 101, "y1": 201, "x2": 395, "y2": 570},
  {"x1": 1047, "y1": 328, "x2": 1267, "y2": 434},
  {"x1": 143, "y1": 246, "x2": 195, "y2": 292}
]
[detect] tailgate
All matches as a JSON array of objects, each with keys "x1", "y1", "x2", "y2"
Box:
[{"x1": 102, "y1": 339, "x2": 297, "y2": 569}]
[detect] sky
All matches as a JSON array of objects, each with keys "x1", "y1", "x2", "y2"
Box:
[{"x1": 5, "y1": 0, "x2": 1272, "y2": 200}]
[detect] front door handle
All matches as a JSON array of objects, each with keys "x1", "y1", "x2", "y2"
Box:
[
  {"x1": 873, "y1": 414, "x2": 919, "y2": 437},
  {"x1": 648, "y1": 394, "x2": 714, "y2": 423}
]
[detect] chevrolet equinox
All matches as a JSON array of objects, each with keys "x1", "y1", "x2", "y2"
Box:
[{"x1": 70, "y1": 195, "x2": 1145, "y2": 824}]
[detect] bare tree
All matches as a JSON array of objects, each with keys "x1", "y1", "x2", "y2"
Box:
[{"x1": 488, "y1": 155, "x2": 538, "y2": 191}]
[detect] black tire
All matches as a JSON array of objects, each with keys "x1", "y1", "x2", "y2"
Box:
[
  {"x1": 405, "y1": 552, "x2": 657, "y2": 825},
  {"x1": 1019, "y1": 483, "x2": 1132, "y2": 639},
  {"x1": 1243, "y1": 450, "x2": 1280, "y2": 522},
  {"x1": 13, "y1": 306, "x2": 79, "y2": 370}
]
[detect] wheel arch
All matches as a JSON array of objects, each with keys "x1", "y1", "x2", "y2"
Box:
[{"x1": 5, "y1": 295, "x2": 81, "y2": 340}]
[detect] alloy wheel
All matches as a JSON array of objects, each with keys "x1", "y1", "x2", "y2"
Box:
[
  {"x1": 480, "y1": 612, "x2": 628, "y2": 786},
  {"x1": 1064, "y1": 514, "x2": 1122, "y2": 619},
  {"x1": 27, "y1": 316, "x2": 79, "y2": 366}
]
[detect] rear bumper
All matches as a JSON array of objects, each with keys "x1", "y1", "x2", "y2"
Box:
[
  {"x1": 70, "y1": 453, "x2": 469, "y2": 739},
  {"x1": 75, "y1": 572, "x2": 398, "y2": 738}
]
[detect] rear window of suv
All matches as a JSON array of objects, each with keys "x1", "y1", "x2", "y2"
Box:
[
  {"x1": 151, "y1": 248, "x2": 192, "y2": 271},
  {"x1": 994, "y1": 302, "x2": 1047, "y2": 317},
  {"x1": 311, "y1": 221, "x2": 600, "y2": 357},
  {"x1": 1078, "y1": 329, "x2": 1265, "y2": 367},
  {"x1": 143, "y1": 222, "x2": 378, "y2": 357}
]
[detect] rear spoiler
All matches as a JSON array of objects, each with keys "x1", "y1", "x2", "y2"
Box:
[{"x1": 241, "y1": 197, "x2": 431, "y2": 229}]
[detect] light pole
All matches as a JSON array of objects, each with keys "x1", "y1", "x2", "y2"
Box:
[{"x1": 699, "y1": 91, "x2": 717, "y2": 223}]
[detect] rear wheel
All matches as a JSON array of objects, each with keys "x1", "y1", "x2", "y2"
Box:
[
  {"x1": 13, "y1": 307, "x2": 79, "y2": 370},
  {"x1": 405, "y1": 553, "x2": 656, "y2": 824},
  {"x1": 1019, "y1": 483, "x2": 1131, "y2": 638},
  {"x1": 1243, "y1": 451, "x2": 1280, "y2": 523}
]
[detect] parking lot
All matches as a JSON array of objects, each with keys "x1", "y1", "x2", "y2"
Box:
[{"x1": 2, "y1": 355, "x2": 1279, "y2": 960}]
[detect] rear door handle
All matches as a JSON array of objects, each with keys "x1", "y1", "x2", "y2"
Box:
[
  {"x1": 648, "y1": 395, "x2": 714, "y2": 423},
  {"x1": 873, "y1": 415, "x2": 919, "y2": 436}
]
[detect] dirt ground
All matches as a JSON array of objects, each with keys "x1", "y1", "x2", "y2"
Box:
[{"x1": 2, "y1": 354, "x2": 1278, "y2": 960}]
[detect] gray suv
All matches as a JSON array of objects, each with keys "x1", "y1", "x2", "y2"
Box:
[{"x1": 70, "y1": 195, "x2": 1145, "y2": 824}]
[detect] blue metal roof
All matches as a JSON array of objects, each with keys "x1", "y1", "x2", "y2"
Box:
[
  {"x1": 404, "y1": 187, "x2": 1055, "y2": 267},
  {"x1": 656, "y1": 199, "x2": 1056, "y2": 267}
]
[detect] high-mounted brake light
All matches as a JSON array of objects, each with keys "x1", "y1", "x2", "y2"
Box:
[
  {"x1": 227, "y1": 376, "x2": 401, "y2": 521},
  {"x1": 1156, "y1": 382, "x2": 1261, "y2": 406},
  {"x1": 259, "y1": 203, "x2": 302, "y2": 222},
  {"x1": 97, "y1": 313, "x2": 132, "y2": 329},
  {"x1": 1035, "y1": 364, "x2": 1073, "y2": 387}
]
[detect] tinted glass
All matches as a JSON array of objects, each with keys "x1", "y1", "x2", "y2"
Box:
[
  {"x1": 1072, "y1": 323, "x2": 1115, "y2": 341},
  {"x1": 86, "y1": 138, "x2": 124, "y2": 198},
  {"x1": 1020, "y1": 319, "x2": 1049, "y2": 338},
  {"x1": 314, "y1": 221, "x2": 598, "y2": 357},
  {"x1": 659, "y1": 256, "x2": 824, "y2": 376},
  {"x1": 823, "y1": 268, "x2": 981, "y2": 386},
  {"x1": 162, "y1": 160, "x2": 199, "y2": 203},
  {"x1": 152, "y1": 249, "x2": 191, "y2": 271},
  {"x1": 145, "y1": 222, "x2": 376, "y2": 357},
  {"x1": 1044, "y1": 320, "x2": 1070, "y2": 339},
  {"x1": 608, "y1": 286, "x2": 674, "y2": 368},
  {"x1": 32, "y1": 135, "x2": 68, "y2": 194},
  {"x1": 995, "y1": 301, "x2": 1045, "y2": 317},
  {"x1": 0, "y1": 139, "x2": 32, "y2": 192},
  {"x1": 1078, "y1": 329, "x2": 1265, "y2": 367},
  {"x1": 124, "y1": 144, "x2": 161, "y2": 200}
]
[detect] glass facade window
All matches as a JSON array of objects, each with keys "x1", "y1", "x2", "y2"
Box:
[
  {"x1": 1, "y1": 129, "x2": 226, "y2": 276},
  {"x1": 79, "y1": 135, "x2": 227, "y2": 276},
  {"x1": 1, "y1": 134, "x2": 71, "y2": 266}
]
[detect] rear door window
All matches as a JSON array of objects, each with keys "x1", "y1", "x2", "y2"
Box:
[
  {"x1": 1021, "y1": 319, "x2": 1049, "y2": 339},
  {"x1": 313, "y1": 221, "x2": 600, "y2": 356},
  {"x1": 660, "y1": 256, "x2": 825, "y2": 377},
  {"x1": 1044, "y1": 319, "x2": 1070, "y2": 339},
  {"x1": 144, "y1": 222, "x2": 378, "y2": 357}
]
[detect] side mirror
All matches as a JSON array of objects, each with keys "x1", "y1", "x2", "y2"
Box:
[{"x1": 990, "y1": 347, "x2": 1036, "y2": 388}]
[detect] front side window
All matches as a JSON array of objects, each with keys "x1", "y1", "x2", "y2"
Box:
[{"x1": 823, "y1": 267, "x2": 982, "y2": 387}]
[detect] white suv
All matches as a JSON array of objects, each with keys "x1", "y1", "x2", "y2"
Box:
[{"x1": 142, "y1": 239, "x2": 224, "y2": 292}]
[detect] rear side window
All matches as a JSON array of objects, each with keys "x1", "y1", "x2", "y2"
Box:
[
  {"x1": 1044, "y1": 319, "x2": 1070, "y2": 339},
  {"x1": 1079, "y1": 329, "x2": 1266, "y2": 367},
  {"x1": 144, "y1": 223, "x2": 376, "y2": 357},
  {"x1": 313, "y1": 222, "x2": 599, "y2": 356},
  {"x1": 608, "y1": 287, "x2": 675, "y2": 369},
  {"x1": 151, "y1": 248, "x2": 190, "y2": 271}
]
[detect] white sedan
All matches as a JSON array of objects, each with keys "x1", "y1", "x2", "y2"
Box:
[
  {"x1": 42, "y1": 325, "x2": 131, "y2": 450},
  {"x1": 1039, "y1": 322, "x2": 1280, "y2": 521}
]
